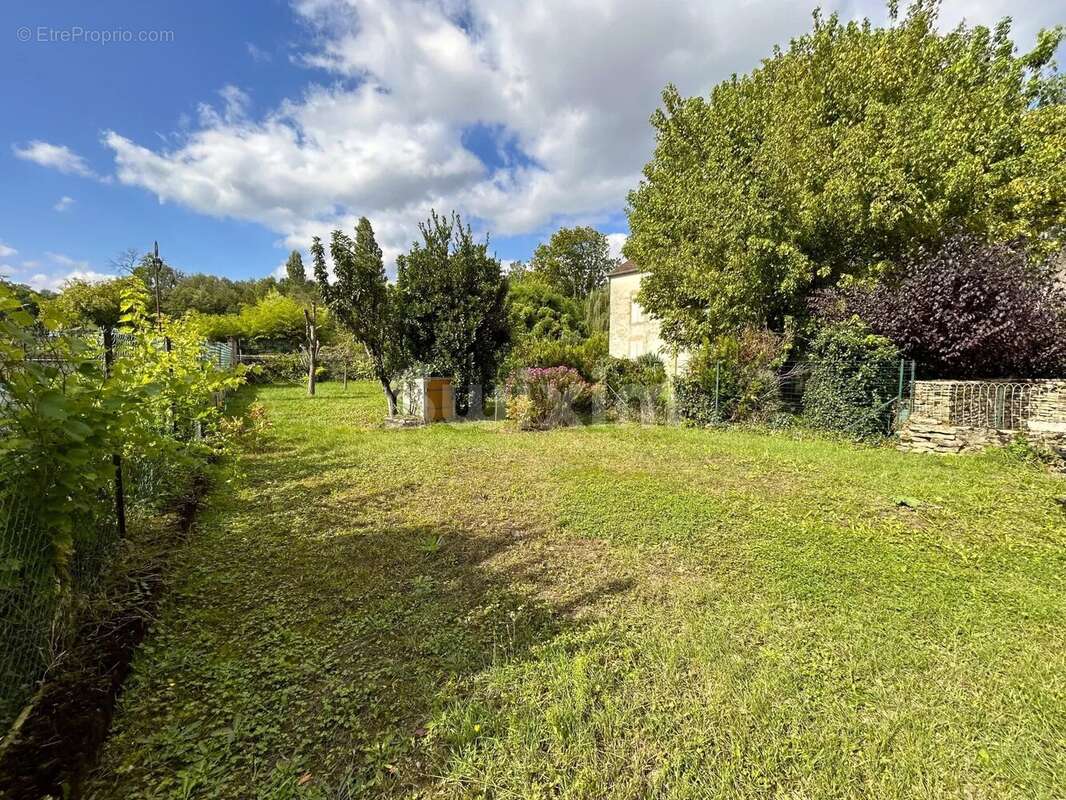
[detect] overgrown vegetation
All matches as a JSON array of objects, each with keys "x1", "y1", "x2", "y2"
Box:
[
  {"x1": 801, "y1": 320, "x2": 902, "y2": 438},
  {"x1": 627, "y1": 2, "x2": 1065, "y2": 347},
  {"x1": 0, "y1": 281, "x2": 244, "y2": 728},
  {"x1": 674, "y1": 326, "x2": 789, "y2": 425},
  {"x1": 505, "y1": 366, "x2": 593, "y2": 430},
  {"x1": 814, "y1": 234, "x2": 1066, "y2": 378},
  {"x1": 83, "y1": 383, "x2": 1066, "y2": 798}
]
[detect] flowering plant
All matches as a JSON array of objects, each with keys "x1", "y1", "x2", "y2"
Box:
[{"x1": 505, "y1": 366, "x2": 592, "y2": 429}]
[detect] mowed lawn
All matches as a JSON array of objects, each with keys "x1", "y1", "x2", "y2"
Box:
[{"x1": 87, "y1": 382, "x2": 1066, "y2": 799}]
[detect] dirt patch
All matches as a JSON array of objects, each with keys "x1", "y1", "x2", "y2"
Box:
[{"x1": 0, "y1": 475, "x2": 208, "y2": 799}]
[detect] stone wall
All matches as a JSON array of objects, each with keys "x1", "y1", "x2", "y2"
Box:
[{"x1": 900, "y1": 379, "x2": 1066, "y2": 464}]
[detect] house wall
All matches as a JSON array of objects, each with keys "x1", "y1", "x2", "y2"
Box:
[{"x1": 608, "y1": 271, "x2": 689, "y2": 376}]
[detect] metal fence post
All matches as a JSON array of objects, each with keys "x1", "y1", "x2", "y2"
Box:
[
  {"x1": 896, "y1": 359, "x2": 905, "y2": 426},
  {"x1": 714, "y1": 361, "x2": 721, "y2": 419}
]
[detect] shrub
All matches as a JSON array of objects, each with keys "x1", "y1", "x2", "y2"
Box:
[
  {"x1": 801, "y1": 319, "x2": 901, "y2": 438},
  {"x1": 674, "y1": 326, "x2": 787, "y2": 425},
  {"x1": 813, "y1": 234, "x2": 1066, "y2": 378},
  {"x1": 673, "y1": 375, "x2": 719, "y2": 426},
  {"x1": 500, "y1": 332, "x2": 607, "y2": 383},
  {"x1": 507, "y1": 279, "x2": 587, "y2": 342},
  {"x1": 505, "y1": 366, "x2": 592, "y2": 430},
  {"x1": 599, "y1": 354, "x2": 668, "y2": 421},
  {"x1": 241, "y1": 352, "x2": 306, "y2": 384}
]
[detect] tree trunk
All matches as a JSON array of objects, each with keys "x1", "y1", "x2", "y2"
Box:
[
  {"x1": 342, "y1": 363, "x2": 348, "y2": 390},
  {"x1": 304, "y1": 303, "x2": 319, "y2": 397},
  {"x1": 382, "y1": 379, "x2": 397, "y2": 417}
]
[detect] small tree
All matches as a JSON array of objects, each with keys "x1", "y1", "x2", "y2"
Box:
[
  {"x1": 320, "y1": 328, "x2": 366, "y2": 390},
  {"x1": 313, "y1": 218, "x2": 406, "y2": 415},
  {"x1": 45, "y1": 276, "x2": 143, "y2": 329},
  {"x1": 816, "y1": 235, "x2": 1066, "y2": 378},
  {"x1": 303, "y1": 302, "x2": 320, "y2": 396},
  {"x1": 396, "y1": 212, "x2": 509, "y2": 414},
  {"x1": 531, "y1": 226, "x2": 617, "y2": 299}
]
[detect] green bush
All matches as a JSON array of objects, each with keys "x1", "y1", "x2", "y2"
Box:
[
  {"x1": 505, "y1": 366, "x2": 593, "y2": 430},
  {"x1": 599, "y1": 353, "x2": 668, "y2": 421},
  {"x1": 673, "y1": 374, "x2": 719, "y2": 426},
  {"x1": 801, "y1": 319, "x2": 901, "y2": 438},
  {"x1": 499, "y1": 332, "x2": 607, "y2": 382},
  {"x1": 674, "y1": 327, "x2": 787, "y2": 425}
]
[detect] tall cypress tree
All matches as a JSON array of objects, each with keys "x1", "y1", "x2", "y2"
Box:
[
  {"x1": 312, "y1": 218, "x2": 406, "y2": 415},
  {"x1": 284, "y1": 251, "x2": 306, "y2": 286}
]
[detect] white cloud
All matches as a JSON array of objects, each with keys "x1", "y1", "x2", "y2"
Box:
[
  {"x1": 0, "y1": 242, "x2": 16, "y2": 258},
  {"x1": 13, "y1": 140, "x2": 95, "y2": 177},
  {"x1": 93, "y1": 0, "x2": 1063, "y2": 268},
  {"x1": 10, "y1": 252, "x2": 117, "y2": 292},
  {"x1": 54, "y1": 196, "x2": 75, "y2": 212},
  {"x1": 605, "y1": 233, "x2": 627, "y2": 261},
  {"x1": 46, "y1": 252, "x2": 91, "y2": 270},
  {"x1": 26, "y1": 270, "x2": 118, "y2": 293},
  {"x1": 246, "y1": 42, "x2": 272, "y2": 62}
]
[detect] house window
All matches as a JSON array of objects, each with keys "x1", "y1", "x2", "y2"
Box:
[
  {"x1": 628, "y1": 339, "x2": 644, "y2": 359},
  {"x1": 630, "y1": 295, "x2": 645, "y2": 324}
]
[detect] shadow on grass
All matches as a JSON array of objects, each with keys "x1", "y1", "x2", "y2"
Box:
[{"x1": 85, "y1": 389, "x2": 635, "y2": 799}]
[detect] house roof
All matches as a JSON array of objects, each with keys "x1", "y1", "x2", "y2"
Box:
[{"x1": 608, "y1": 258, "x2": 642, "y2": 277}]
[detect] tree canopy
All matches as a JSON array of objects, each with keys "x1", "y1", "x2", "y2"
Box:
[
  {"x1": 396, "y1": 211, "x2": 509, "y2": 409},
  {"x1": 814, "y1": 234, "x2": 1066, "y2": 378},
  {"x1": 530, "y1": 226, "x2": 617, "y2": 299},
  {"x1": 313, "y1": 217, "x2": 406, "y2": 414},
  {"x1": 626, "y1": 2, "x2": 1066, "y2": 347},
  {"x1": 44, "y1": 276, "x2": 144, "y2": 329},
  {"x1": 507, "y1": 279, "x2": 587, "y2": 343},
  {"x1": 194, "y1": 289, "x2": 327, "y2": 349}
]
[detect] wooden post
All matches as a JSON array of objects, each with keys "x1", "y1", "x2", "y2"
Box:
[
  {"x1": 102, "y1": 329, "x2": 126, "y2": 539},
  {"x1": 304, "y1": 302, "x2": 319, "y2": 396}
]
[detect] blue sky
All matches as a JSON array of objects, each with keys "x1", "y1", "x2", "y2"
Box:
[{"x1": 1, "y1": 0, "x2": 1060, "y2": 290}]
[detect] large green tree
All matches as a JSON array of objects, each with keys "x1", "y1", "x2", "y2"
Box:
[
  {"x1": 313, "y1": 218, "x2": 406, "y2": 415},
  {"x1": 45, "y1": 276, "x2": 144, "y2": 328},
  {"x1": 397, "y1": 212, "x2": 509, "y2": 413},
  {"x1": 531, "y1": 226, "x2": 617, "y2": 299},
  {"x1": 507, "y1": 279, "x2": 587, "y2": 343},
  {"x1": 626, "y1": 2, "x2": 1066, "y2": 347},
  {"x1": 284, "y1": 251, "x2": 306, "y2": 286}
]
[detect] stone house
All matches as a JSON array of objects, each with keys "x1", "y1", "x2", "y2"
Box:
[{"x1": 607, "y1": 259, "x2": 690, "y2": 375}]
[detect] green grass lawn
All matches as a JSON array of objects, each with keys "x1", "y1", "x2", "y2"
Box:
[{"x1": 86, "y1": 381, "x2": 1066, "y2": 799}]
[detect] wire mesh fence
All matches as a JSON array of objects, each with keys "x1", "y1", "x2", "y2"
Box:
[
  {"x1": 0, "y1": 330, "x2": 235, "y2": 733},
  {"x1": 493, "y1": 358, "x2": 917, "y2": 436}
]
